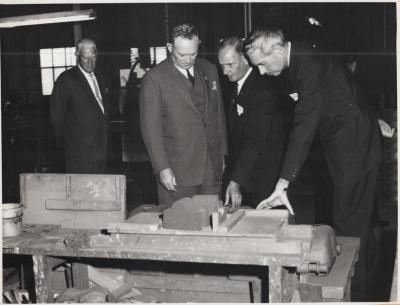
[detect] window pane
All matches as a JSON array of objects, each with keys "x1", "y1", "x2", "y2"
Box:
[
  {"x1": 41, "y1": 68, "x2": 54, "y2": 95},
  {"x1": 149, "y1": 47, "x2": 155, "y2": 65},
  {"x1": 53, "y1": 48, "x2": 66, "y2": 67},
  {"x1": 66, "y1": 47, "x2": 76, "y2": 66},
  {"x1": 155, "y1": 46, "x2": 167, "y2": 65},
  {"x1": 40, "y1": 46, "x2": 74, "y2": 96},
  {"x1": 54, "y1": 67, "x2": 66, "y2": 81},
  {"x1": 40, "y1": 49, "x2": 53, "y2": 68},
  {"x1": 130, "y1": 47, "x2": 139, "y2": 67}
]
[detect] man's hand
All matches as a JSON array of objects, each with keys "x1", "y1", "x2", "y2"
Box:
[
  {"x1": 159, "y1": 168, "x2": 177, "y2": 191},
  {"x1": 378, "y1": 119, "x2": 395, "y2": 138},
  {"x1": 256, "y1": 178, "x2": 294, "y2": 215},
  {"x1": 224, "y1": 180, "x2": 242, "y2": 207}
]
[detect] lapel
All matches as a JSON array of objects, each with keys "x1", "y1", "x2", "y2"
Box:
[
  {"x1": 236, "y1": 68, "x2": 256, "y2": 107},
  {"x1": 228, "y1": 85, "x2": 236, "y2": 130},
  {"x1": 194, "y1": 61, "x2": 210, "y2": 123},
  {"x1": 281, "y1": 41, "x2": 299, "y2": 94},
  {"x1": 165, "y1": 57, "x2": 199, "y2": 116},
  {"x1": 94, "y1": 72, "x2": 108, "y2": 116},
  {"x1": 74, "y1": 66, "x2": 106, "y2": 116}
]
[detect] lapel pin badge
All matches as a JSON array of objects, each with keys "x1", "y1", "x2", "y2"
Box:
[
  {"x1": 289, "y1": 92, "x2": 299, "y2": 101},
  {"x1": 212, "y1": 81, "x2": 217, "y2": 91},
  {"x1": 237, "y1": 104, "x2": 244, "y2": 116}
]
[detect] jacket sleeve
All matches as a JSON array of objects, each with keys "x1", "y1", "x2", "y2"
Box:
[
  {"x1": 280, "y1": 57, "x2": 325, "y2": 182},
  {"x1": 231, "y1": 90, "x2": 277, "y2": 186},
  {"x1": 49, "y1": 74, "x2": 69, "y2": 147},
  {"x1": 139, "y1": 73, "x2": 170, "y2": 173}
]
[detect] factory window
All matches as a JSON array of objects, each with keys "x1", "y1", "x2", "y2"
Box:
[
  {"x1": 39, "y1": 47, "x2": 76, "y2": 95},
  {"x1": 149, "y1": 46, "x2": 167, "y2": 66},
  {"x1": 130, "y1": 48, "x2": 139, "y2": 67}
]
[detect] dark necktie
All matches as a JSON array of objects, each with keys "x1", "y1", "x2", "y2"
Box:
[
  {"x1": 186, "y1": 69, "x2": 195, "y2": 86},
  {"x1": 233, "y1": 82, "x2": 239, "y2": 104}
]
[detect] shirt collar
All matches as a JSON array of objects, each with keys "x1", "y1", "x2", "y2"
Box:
[
  {"x1": 174, "y1": 64, "x2": 194, "y2": 78},
  {"x1": 287, "y1": 41, "x2": 291, "y2": 67},
  {"x1": 78, "y1": 64, "x2": 94, "y2": 77},
  {"x1": 236, "y1": 67, "x2": 252, "y2": 93}
]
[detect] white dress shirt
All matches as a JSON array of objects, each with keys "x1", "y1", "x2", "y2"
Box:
[
  {"x1": 174, "y1": 65, "x2": 194, "y2": 79},
  {"x1": 236, "y1": 67, "x2": 253, "y2": 96},
  {"x1": 78, "y1": 64, "x2": 104, "y2": 113}
]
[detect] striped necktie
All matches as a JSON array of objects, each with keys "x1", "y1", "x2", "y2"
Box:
[{"x1": 89, "y1": 73, "x2": 104, "y2": 112}]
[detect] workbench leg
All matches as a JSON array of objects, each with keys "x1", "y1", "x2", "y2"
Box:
[
  {"x1": 32, "y1": 255, "x2": 54, "y2": 303},
  {"x1": 72, "y1": 262, "x2": 89, "y2": 289},
  {"x1": 268, "y1": 265, "x2": 297, "y2": 303}
]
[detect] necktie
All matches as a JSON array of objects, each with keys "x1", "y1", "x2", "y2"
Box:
[
  {"x1": 89, "y1": 73, "x2": 104, "y2": 112},
  {"x1": 233, "y1": 82, "x2": 239, "y2": 103},
  {"x1": 186, "y1": 69, "x2": 195, "y2": 86}
]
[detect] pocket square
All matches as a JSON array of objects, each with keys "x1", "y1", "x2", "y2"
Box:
[{"x1": 289, "y1": 92, "x2": 299, "y2": 101}]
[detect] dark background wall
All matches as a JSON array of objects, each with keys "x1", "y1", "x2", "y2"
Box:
[{"x1": 1, "y1": 2, "x2": 397, "y2": 202}]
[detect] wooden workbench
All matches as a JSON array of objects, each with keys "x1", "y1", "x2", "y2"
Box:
[{"x1": 3, "y1": 224, "x2": 359, "y2": 303}]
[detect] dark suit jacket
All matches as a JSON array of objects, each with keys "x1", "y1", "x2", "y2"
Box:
[
  {"x1": 278, "y1": 42, "x2": 382, "y2": 186},
  {"x1": 50, "y1": 66, "x2": 109, "y2": 162},
  {"x1": 228, "y1": 69, "x2": 285, "y2": 194},
  {"x1": 140, "y1": 56, "x2": 227, "y2": 186}
]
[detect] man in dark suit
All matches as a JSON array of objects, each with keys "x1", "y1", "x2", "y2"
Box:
[
  {"x1": 218, "y1": 37, "x2": 285, "y2": 208},
  {"x1": 50, "y1": 38, "x2": 109, "y2": 174},
  {"x1": 245, "y1": 28, "x2": 382, "y2": 300},
  {"x1": 140, "y1": 24, "x2": 227, "y2": 206}
]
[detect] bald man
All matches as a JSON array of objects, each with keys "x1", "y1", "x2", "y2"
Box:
[{"x1": 50, "y1": 38, "x2": 109, "y2": 174}]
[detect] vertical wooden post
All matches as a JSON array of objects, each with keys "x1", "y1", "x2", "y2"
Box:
[
  {"x1": 32, "y1": 255, "x2": 54, "y2": 303},
  {"x1": 73, "y1": 4, "x2": 82, "y2": 44},
  {"x1": 268, "y1": 265, "x2": 296, "y2": 303}
]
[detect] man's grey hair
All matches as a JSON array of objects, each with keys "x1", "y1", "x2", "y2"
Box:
[
  {"x1": 245, "y1": 27, "x2": 285, "y2": 53},
  {"x1": 171, "y1": 24, "x2": 199, "y2": 43},
  {"x1": 218, "y1": 36, "x2": 245, "y2": 55},
  {"x1": 75, "y1": 38, "x2": 97, "y2": 56}
]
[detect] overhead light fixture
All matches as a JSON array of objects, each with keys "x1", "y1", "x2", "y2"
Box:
[{"x1": 0, "y1": 9, "x2": 96, "y2": 28}]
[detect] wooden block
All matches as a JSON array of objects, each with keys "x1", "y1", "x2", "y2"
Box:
[
  {"x1": 127, "y1": 212, "x2": 162, "y2": 224},
  {"x1": 163, "y1": 208, "x2": 203, "y2": 231},
  {"x1": 218, "y1": 210, "x2": 245, "y2": 233},
  {"x1": 244, "y1": 209, "x2": 289, "y2": 220},
  {"x1": 211, "y1": 209, "x2": 227, "y2": 232},
  {"x1": 21, "y1": 173, "x2": 126, "y2": 229},
  {"x1": 108, "y1": 222, "x2": 161, "y2": 233}
]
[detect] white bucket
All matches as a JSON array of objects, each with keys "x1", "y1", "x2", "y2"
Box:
[{"x1": 3, "y1": 203, "x2": 23, "y2": 237}]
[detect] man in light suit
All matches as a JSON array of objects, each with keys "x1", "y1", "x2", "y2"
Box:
[
  {"x1": 245, "y1": 27, "x2": 382, "y2": 300},
  {"x1": 218, "y1": 37, "x2": 286, "y2": 208},
  {"x1": 50, "y1": 38, "x2": 109, "y2": 174},
  {"x1": 140, "y1": 24, "x2": 227, "y2": 206}
]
